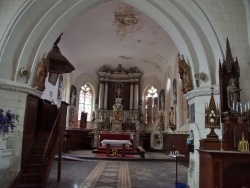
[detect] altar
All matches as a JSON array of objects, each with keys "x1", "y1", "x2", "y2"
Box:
[{"x1": 101, "y1": 139, "x2": 132, "y2": 147}]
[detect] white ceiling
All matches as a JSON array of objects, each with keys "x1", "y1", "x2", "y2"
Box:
[{"x1": 59, "y1": 0, "x2": 178, "y2": 81}]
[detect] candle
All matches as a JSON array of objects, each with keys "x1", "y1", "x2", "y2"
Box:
[{"x1": 232, "y1": 102, "x2": 235, "y2": 111}]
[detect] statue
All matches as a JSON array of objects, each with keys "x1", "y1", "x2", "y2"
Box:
[
  {"x1": 169, "y1": 107, "x2": 174, "y2": 125},
  {"x1": 186, "y1": 130, "x2": 194, "y2": 145},
  {"x1": 113, "y1": 99, "x2": 123, "y2": 122},
  {"x1": 159, "y1": 112, "x2": 164, "y2": 124},
  {"x1": 227, "y1": 78, "x2": 241, "y2": 108},
  {"x1": 115, "y1": 83, "x2": 123, "y2": 98}
]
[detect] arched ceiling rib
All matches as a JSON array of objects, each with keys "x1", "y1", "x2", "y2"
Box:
[{"x1": 0, "y1": 0, "x2": 224, "y2": 87}]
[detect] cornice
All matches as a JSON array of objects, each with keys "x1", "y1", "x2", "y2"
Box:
[
  {"x1": 0, "y1": 79, "x2": 42, "y2": 97},
  {"x1": 184, "y1": 85, "x2": 220, "y2": 101}
]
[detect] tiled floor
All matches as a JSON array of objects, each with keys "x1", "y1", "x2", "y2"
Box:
[{"x1": 47, "y1": 150, "x2": 188, "y2": 188}]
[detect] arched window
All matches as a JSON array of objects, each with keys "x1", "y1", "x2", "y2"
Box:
[
  {"x1": 145, "y1": 85, "x2": 158, "y2": 124},
  {"x1": 78, "y1": 83, "x2": 92, "y2": 121}
]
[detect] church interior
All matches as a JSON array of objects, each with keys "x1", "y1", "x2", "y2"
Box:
[{"x1": 0, "y1": 0, "x2": 250, "y2": 188}]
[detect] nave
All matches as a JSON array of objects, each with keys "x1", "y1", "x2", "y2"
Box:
[{"x1": 47, "y1": 150, "x2": 188, "y2": 188}]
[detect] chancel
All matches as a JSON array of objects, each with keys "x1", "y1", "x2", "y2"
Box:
[{"x1": 0, "y1": 1, "x2": 250, "y2": 188}]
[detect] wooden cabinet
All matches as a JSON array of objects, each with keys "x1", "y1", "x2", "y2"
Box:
[{"x1": 198, "y1": 149, "x2": 250, "y2": 188}]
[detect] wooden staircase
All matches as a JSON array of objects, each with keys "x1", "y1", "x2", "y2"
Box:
[{"x1": 11, "y1": 96, "x2": 68, "y2": 188}]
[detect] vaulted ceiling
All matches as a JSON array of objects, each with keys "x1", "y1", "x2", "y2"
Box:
[{"x1": 58, "y1": 0, "x2": 178, "y2": 82}]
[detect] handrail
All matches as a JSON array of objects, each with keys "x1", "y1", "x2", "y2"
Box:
[{"x1": 42, "y1": 106, "x2": 62, "y2": 163}]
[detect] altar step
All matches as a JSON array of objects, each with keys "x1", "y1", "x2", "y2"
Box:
[{"x1": 92, "y1": 146, "x2": 137, "y2": 155}]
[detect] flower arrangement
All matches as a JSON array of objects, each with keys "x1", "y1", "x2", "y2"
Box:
[
  {"x1": 0, "y1": 109, "x2": 19, "y2": 136},
  {"x1": 111, "y1": 148, "x2": 119, "y2": 157}
]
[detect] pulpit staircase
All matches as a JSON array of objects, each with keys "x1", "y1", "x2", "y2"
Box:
[{"x1": 11, "y1": 96, "x2": 68, "y2": 188}]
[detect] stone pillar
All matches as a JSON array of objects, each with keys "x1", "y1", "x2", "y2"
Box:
[
  {"x1": 98, "y1": 82, "x2": 104, "y2": 109},
  {"x1": 104, "y1": 82, "x2": 108, "y2": 109},
  {"x1": 134, "y1": 82, "x2": 139, "y2": 110},
  {"x1": 130, "y1": 82, "x2": 134, "y2": 110}
]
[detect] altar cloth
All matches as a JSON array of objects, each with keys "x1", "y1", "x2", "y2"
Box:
[{"x1": 101, "y1": 139, "x2": 132, "y2": 147}]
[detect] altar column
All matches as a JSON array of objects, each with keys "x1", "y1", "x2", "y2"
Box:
[
  {"x1": 130, "y1": 82, "x2": 134, "y2": 110},
  {"x1": 134, "y1": 82, "x2": 139, "y2": 110},
  {"x1": 98, "y1": 81, "x2": 104, "y2": 109},
  {"x1": 104, "y1": 82, "x2": 108, "y2": 109}
]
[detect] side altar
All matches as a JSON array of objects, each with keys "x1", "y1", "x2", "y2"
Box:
[{"x1": 198, "y1": 39, "x2": 250, "y2": 188}]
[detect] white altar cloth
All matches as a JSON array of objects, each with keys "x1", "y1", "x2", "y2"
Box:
[{"x1": 101, "y1": 139, "x2": 132, "y2": 147}]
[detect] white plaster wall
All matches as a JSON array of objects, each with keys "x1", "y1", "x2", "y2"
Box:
[
  {"x1": 185, "y1": 85, "x2": 220, "y2": 188},
  {"x1": 199, "y1": 0, "x2": 250, "y2": 103},
  {"x1": 0, "y1": 1, "x2": 249, "y2": 187},
  {"x1": 0, "y1": 86, "x2": 29, "y2": 187}
]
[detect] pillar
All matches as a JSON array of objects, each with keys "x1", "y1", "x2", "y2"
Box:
[
  {"x1": 98, "y1": 82, "x2": 104, "y2": 109},
  {"x1": 134, "y1": 82, "x2": 139, "y2": 110},
  {"x1": 104, "y1": 82, "x2": 108, "y2": 109},
  {"x1": 130, "y1": 82, "x2": 134, "y2": 110}
]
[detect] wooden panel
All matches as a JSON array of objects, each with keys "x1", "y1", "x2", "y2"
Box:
[
  {"x1": 22, "y1": 95, "x2": 39, "y2": 165},
  {"x1": 65, "y1": 129, "x2": 93, "y2": 149},
  {"x1": 163, "y1": 134, "x2": 189, "y2": 167},
  {"x1": 198, "y1": 150, "x2": 250, "y2": 188}
]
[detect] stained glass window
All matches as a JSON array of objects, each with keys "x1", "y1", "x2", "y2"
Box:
[
  {"x1": 145, "y1": 85, "x2": 158, "y2": 124},
  {"x1": 78, "y1": 83, "x2": 92, "y2": 121}
]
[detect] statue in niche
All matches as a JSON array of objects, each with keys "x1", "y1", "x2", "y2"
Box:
[
  {"x1": 159, "y1": 112, "x2": 164, "y2": 124},
  {"x1": 169, "y1": 107, "x2": 174, "y2": 126},
  {"x1": 113, "y1": 99, "x2": 123, "y2": 122},
  {"x1": 227, "y1": 78, "x2": 241, "y2": 108},
  {"x1": 115, "y1": 82, "x2": 123, "y2": 98}
]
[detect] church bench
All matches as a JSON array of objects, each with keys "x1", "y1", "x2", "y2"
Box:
[{"x1": 137, "y1": 146, "x2": 145, "y2": 158}]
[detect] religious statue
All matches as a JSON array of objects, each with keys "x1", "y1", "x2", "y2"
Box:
[
  {"x1": 186, "y1": 130, "x2": 194, "y2": 145},
  {"x1": 115, "y1": 83, "x2": 123, "y2": 98},
  {"x1": 113, "y1": 99, "x2": 123, "y2": 122},
  {"x1": 178, "y1": 54, "x2": 193, "y2": 94},
  {"x1": 169, "y1": 107, "x2": 174, "y2": 125},
  {"x1": 159, "y1": 112, "x2": 164, "y2": 124},
  {"x1": 227, "y1": 78, "x2": 241, "y2": 108}
]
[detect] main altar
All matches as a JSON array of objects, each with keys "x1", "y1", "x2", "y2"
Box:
[{"x1": 92, "y1": 64, "x2": 142, "y2": 150}]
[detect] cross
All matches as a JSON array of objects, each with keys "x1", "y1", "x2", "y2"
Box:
[{"x1": 210, "y1": 86, "x2": 214, "y2": 94}]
